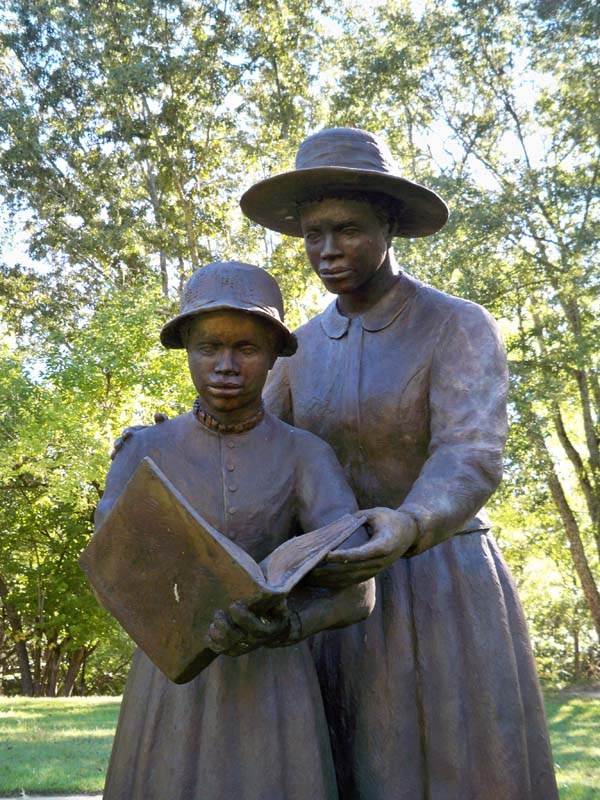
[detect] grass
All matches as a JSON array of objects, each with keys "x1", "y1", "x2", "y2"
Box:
[
  {"x1": 546, "y1": 694, "x2": 600, "y2": 800},
  {"x1": 0, "y1": 694, "x2": 598, "y2": 797},
  {"x1": 0, "y1": 696, "x2": 119, "y2": 796}
]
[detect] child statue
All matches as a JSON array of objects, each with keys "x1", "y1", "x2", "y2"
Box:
[{"x1": 93, "y1": 261, "x2": 374, "y2": 800}]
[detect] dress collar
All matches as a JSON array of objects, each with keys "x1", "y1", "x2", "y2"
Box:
[
  {"x1": 319, "y1": 272, "x2": 420, "y2": 339},
  {"x1": 192, "y1": 397, "x2": 265, "y2": 434}
]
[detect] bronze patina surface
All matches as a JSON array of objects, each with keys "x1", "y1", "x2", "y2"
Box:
[
  {"x1": 88, "y1": 262, "x2": 374, "y2": 800},
  {"x1": 246, "y1": 128, "x2": 559, "y2": 800}
]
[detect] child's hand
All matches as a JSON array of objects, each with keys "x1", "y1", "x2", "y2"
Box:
[{"x1": 205, "y1": 599, "x2": 290, "y2": 656}]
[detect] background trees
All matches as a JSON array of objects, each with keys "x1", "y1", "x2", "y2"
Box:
[{"x1": 0, "y1": 0, "x2": 597, "y2": 694}]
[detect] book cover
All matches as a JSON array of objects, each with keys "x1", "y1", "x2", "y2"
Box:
[{"x1": 80, "y1": 457, "x2": 363, "y2": 683}]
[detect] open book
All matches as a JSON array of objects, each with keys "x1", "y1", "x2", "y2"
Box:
[{"x1": 79, "y1": 457, "x2": 364, "y2": 684}]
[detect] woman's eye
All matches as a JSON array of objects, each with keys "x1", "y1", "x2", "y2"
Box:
[
  {"x1": 303, "y1": 231, "x2": 321, "y2": 244},
  {"x1": 240, "y1": 346, "x2": 257, "y2": 356},
  {"x1": 197, "y1": 344, "x2": 216, "y2": 355}
]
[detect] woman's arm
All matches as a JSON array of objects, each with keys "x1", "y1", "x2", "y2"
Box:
[{"x1": 319, "y1": 301, "x2": 508, "y2": 581}]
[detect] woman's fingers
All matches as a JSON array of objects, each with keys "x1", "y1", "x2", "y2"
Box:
[
  {"x1": 311, "y1": 557, "x2": 388, "y2": 586},
  {"x1": 327, "y1": 533, "x2": 394, "y2": 564}
]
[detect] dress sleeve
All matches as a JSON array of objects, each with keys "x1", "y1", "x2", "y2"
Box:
[
  {"x1": 400, "y1": 301, "x2": 508, "y2": 554},
  {"x1": 282, "y1": 431, "x2": 375, "y2": 638},
  {"x1": 264, "y1": 356, "x2": 293, "y2": 424},
  {"x1": 293, "y1": 432, "x2": 359, "y2": 530}
]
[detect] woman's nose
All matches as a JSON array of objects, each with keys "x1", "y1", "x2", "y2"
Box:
[{"x1": 320, "y1": 232, "x2": 342, "y2": 259}]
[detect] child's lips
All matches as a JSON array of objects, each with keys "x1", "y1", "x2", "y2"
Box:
[{"x1": 207, "y1": 382, "x2": 243, "y2": 395}]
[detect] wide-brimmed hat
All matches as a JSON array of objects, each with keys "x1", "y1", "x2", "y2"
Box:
[
  {"x1": 240, "y1": 127, "x2": 448, "y2": 238},
  {"x1": 160, "y1": 261, "x2": 297, "y2": 356}
]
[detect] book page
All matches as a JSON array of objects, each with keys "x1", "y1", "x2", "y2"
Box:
[{"x1": 259, "y1": 514, "x2": 366, "y2": 594}]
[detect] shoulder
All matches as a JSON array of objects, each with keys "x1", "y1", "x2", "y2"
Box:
[
  {"x1": 413, "y1": 279, "x2": 502, "y2": 338},
  {"x1": 263, "y1": 412, "x2": 340, "y2": 462},
  {"x1": 293, "y1": 306, "x2": 331, "y2": 343},
  {"x1": 110, "y1": 412, "x2": 194, "y2": 464}
]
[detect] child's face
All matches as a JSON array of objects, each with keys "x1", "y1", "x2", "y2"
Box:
[{"x1": 186, "y1": 310, "x2": 277, "y2": 422}]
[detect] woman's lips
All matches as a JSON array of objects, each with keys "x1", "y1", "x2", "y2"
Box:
[{"x1": 319, "y1": 267, "x2": 353, "y2": 280}]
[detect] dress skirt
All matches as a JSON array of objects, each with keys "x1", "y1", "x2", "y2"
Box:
[
  {"x1": 311, "y1": 531, "x2": 558, "y2": 800},
  {"x1": 104, "y1": 642, "x2": 339, "y2": 800}
]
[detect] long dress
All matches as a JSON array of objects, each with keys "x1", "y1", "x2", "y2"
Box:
[
  {"x1": 95, "y1": 410, "x2": 361, "y2": 800},
  {"x1": 265, "y1": 272, "x2": 559, "y2": 800}
]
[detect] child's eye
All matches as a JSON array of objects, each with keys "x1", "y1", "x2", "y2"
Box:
[{"x1": 240, "y1": 346, "x2": 257, "y2": 356}]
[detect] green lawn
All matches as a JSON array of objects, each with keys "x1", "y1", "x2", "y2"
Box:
[
  {"x1": 0, "y1": 694, "x2": 597, "y2": 797},
  {"x1": 546, "y1": 694, "x2": 600, "y2": 800},
  {"x1": 0, "y1": 696, "x2": 119, "y2": 796}
]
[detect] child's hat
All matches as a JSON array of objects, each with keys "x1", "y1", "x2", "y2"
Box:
[{"x1": 160, "y1": 261, "x2": 297, "y2": 356}]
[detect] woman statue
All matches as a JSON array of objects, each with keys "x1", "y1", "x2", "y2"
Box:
[{"x1": 240, "y1": 127, "x2": 558, "y2": 800}]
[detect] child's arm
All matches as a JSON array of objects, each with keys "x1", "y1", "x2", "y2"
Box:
[{"x1": 272, "y1": 431, "x2": 376, "y2": 643}]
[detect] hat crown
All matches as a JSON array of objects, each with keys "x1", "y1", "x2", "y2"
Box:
[
  {"x1": 296, "y1": 127, "x2": 398, "y2": 175},
  {"x1": 180, "y1": 261, "x2": 284, "y2": 322}
]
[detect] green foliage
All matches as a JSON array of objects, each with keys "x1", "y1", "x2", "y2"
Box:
[
  {"x1": 326, "y1": 0, "x2": 600, "y2": 648},
  {"x1": 0, "y1": 0, "x2": 597, "y2": 693}
]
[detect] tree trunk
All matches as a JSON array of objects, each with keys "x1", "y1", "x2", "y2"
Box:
[
  {"x1": 78, "y1": 648, "x2": 89, "y2": 696},
  {"x1": 541, "y1": 444, "x2": 600, "y2": 639},
  {"x1": 552, "y1": 407, "x2": 600, "y2": 561},
  {"x1": 62, "y1": 646, "x2": 86, "y2": 697},
  {"x1": 43, "y1": 646, "x2": 61, "y2": 697},
  {"x1": 572, "y1": 625, "x2": 580, "y2": 679},
  {"x1": 33, "y1": 643, "x2": 42, "y2": 696},
  {"x1": 0, "y1": 575, "x2": 34, "y2": 695}
]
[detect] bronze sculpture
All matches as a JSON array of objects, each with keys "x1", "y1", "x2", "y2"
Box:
[
  {"x1": 93, "y1": 261, "x2": 375, "y2": 799},
  {"x1": 240, "y1": 128, "x2": 559, "y2": 799},
  {"x1": 111, "y1": 129, "x2": 559, "y2": 799}
]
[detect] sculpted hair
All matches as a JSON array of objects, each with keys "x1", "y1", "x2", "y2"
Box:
[{"x1": 296, "y1": 188, "x2": 407, "y2": 238}]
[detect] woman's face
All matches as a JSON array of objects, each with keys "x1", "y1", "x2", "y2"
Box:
[
  {"x1": 300, "y1": 197, "x2": 391, "y2": 295},
  {"x1": 186, "y1": 311, "x2": 277, "y2": 421}
]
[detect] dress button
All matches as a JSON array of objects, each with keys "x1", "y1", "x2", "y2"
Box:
[
  {"x1": 228, "y1": 484, "x2": 237, "y2": 492},
  {"x1": 226, "y1": 440, "x2": 235, "y2": 449},
  {"x1": 229, "y1": 529, "x2": 237, "y2": 541},
  {"x1": 229, "y1": 507, "x2": 237, "y2": 515},
  {"x1": 226, "y1": 462, "x2": 235, "y2": 471}
]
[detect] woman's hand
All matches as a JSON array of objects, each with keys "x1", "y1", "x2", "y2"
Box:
[
  {"x1": 110, "y1": 412, "x2": 169, "y2": 459},
  {"x1": 204, "y1": 598, "x2": 291, "y2": 656},
  {"x1": 311, "y1": 508, "x2": 418, "y2": 586}
]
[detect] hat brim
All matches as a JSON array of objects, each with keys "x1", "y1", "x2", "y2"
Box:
[
  {"x1": 240, "y1": 166, "x2": 449, "y2": 238},
  {"x1": 160, "y1": 303, "x2": 298, "y2": 357}
]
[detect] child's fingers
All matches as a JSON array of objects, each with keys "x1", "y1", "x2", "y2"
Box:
[
  {"x1": 229, "y1": 601, "x2": 281, "y2": 636},
  {"x1": 206, "y1": 609, "x2": 244, "y2": 650}
]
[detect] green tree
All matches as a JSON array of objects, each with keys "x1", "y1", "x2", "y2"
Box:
[
  {"x1": 0, "y1": 0, "x2": 334, "y2": 694},
  {"x1": 326, "y1": 0, "x2": 600, "y2": 640}
]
